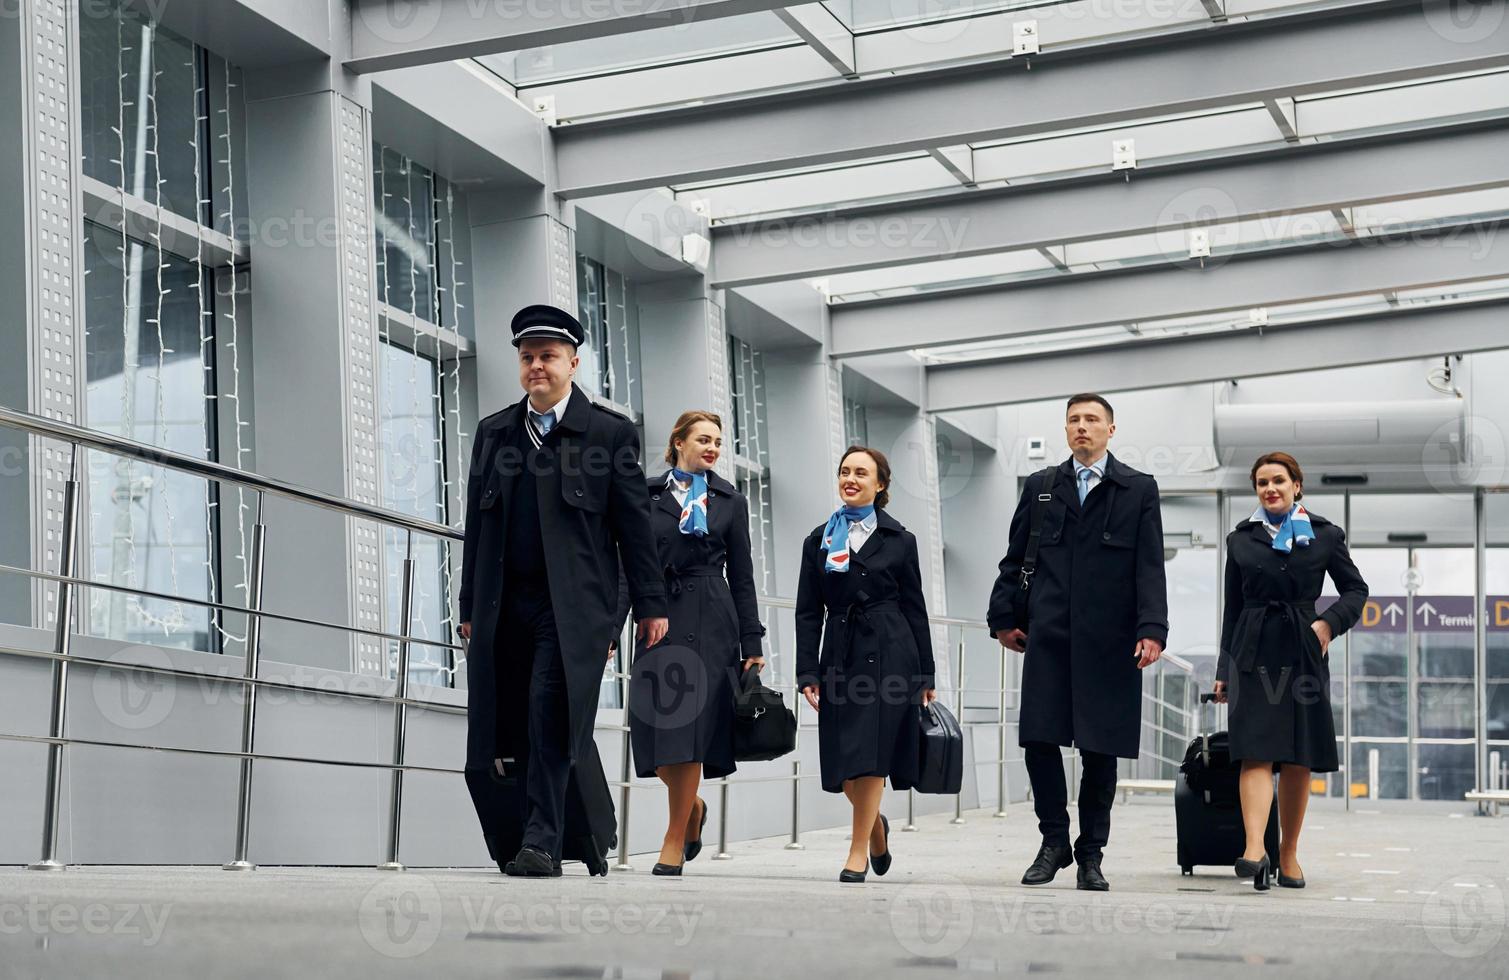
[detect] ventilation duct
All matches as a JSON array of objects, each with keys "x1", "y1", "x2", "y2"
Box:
[{"x1": 1214, "y1": 399, "x2": 1468, "y2": 468}]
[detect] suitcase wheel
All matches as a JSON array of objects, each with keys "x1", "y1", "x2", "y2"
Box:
[{"x1": 1181, "y1": 866, "x2": 1194, "y2": 877}]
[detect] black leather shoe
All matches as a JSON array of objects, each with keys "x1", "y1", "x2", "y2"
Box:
[
  {"x1": 1235, "y1": 855, "x2": 1272, "y2": 891},
  {"x1": 684, "y1": 797, "x2": 708, "y2": 863},
  {"x1": 503, "y1": 845, "x2": 557, "y2": 878},
  {"x1": 652, "y1": 862, "x2": 684, "y2": 877},
  {"x1": 839, "y1": 862, "x2": 868, "y2": 883},
  {"x1": 1076, "y1": 857, "x2": 1110, "y2": 892},
  {"x1": 871, "y1": 814, "x2": 893, "y2": 877},
  {"x1": 1021, "y1": 844, "x2": 1074, "y2": 886}
]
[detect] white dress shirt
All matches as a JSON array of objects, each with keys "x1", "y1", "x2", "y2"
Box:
[
  {"x1": 845, "y1": 510, "x2": 879, "y2": 554},
  {"x1": 528, "y1": 389, "x2": 572, "y2": 434},
  {"x1": 1074, "y1": 453, "x2": 1107, "y2": 499}
]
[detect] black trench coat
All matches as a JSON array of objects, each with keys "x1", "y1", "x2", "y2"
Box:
[
  {"x1": 987, "y1": 454, "x2": 1170, "y2": 759},
  {"x1": 618, "y1": 471, "x2": 767, "y2": 779},
  {"x1": 1218, "y1": 513, "x2": 1369, "y2": 772},
  {"x1": 458, "y1": 384, "x2": 667, "y2": 771},
  {"x1": 795, "y1": 508, "x2": 936, "y2": 793}
]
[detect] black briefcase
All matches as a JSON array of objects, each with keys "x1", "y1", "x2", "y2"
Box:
[
  {"x1": 914, "y1": 701, "x2": 964, "y2": 795},
  {"x1": 732, "y1": 669, "x2": 797, "y2": 762},
  {"x1": 464, "y1": 737, "x2": 618, "y2": 877}
]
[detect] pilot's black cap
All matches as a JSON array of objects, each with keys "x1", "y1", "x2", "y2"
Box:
[{"x1": 511, "y1": 304, "x2": 584, "y2": 348}]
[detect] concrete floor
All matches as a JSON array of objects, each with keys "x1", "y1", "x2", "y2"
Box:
[{"x1": 2, "y1": 797, "x2": 1506, "y2": 979}]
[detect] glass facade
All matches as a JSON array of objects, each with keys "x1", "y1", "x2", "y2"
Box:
[{"x1": 574, "y1": 253, "x2": 642, "y2": 416}]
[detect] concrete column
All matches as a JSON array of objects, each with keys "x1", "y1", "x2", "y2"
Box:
[
  {"x1": 637, "y1": 281, "x2": 730, "y2": 445},
  {"x1": 0, "y1": 0, "x2": 89, "y2": 630},
  {"x1": 467, "y1": 189, "x2": 577, "y2": 415},
  {"x1": 243, "y1": 61, "x2": 382, "y2": 673}
]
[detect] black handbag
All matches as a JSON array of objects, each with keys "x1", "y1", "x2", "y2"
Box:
[
  {"x1": 732, "y1": 668, "x2": 797, "y2": 762},
  {"x1": 1009, "y1": 466, "x2": 1058, "y2": 636},
  {"x1": 913, "y1": 701, "x2": 964, "y2": 795}
]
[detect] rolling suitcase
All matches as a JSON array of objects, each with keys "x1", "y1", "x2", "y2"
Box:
[
  {"x1": 1175, "y1": 692, "x2": 1279, "y2": 876},
  {"x1": 465, "y1": 736, "x2": 618, "y2": 877}
]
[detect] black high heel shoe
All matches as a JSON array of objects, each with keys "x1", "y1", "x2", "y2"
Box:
[
  {"x1": 871, "y1": 814, "x2": 892, "y2": 877},
  {"x1": 839, "y1": 861, "x2": 868, "y2": 884},
  {"x1": 652, "y1": 862, "x2": 684, "y2": 877},
  {"x1": 684, "y1": 797, "x2": 708, "y2": 863},
  {"x1": 1235, "y1": 855, "x2": 1272, "y2": 891},
  {"x1": 1278, "y1": 867, "x2": 1306, "y2": 889}
]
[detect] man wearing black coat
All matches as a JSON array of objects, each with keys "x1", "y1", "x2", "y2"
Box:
[
  {"x1": 459, "y1": 305, "x2": 668, "y2": 877},
  {"x1": 987, "y1": 393, "x2": 1169, "y2": 891}
]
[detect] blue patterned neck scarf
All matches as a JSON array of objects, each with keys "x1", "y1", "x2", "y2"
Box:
[
  {"x1": 822, "y1": 504, "x2": 876, "y2": 572},
  {"x1": 1252, "y1": 503, "x2": 1314, "y2": 553},
  {"x1": 671, "y1": 468, "x2": 708, "y2": 537}
]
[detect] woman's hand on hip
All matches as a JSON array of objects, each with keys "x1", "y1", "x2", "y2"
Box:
[
  {"x1": 801, "y1": 684, "x2": 820, "y2": 712},
  {"x1": 1310, "y1": 619, "x2": 1333, "y2": 655}
]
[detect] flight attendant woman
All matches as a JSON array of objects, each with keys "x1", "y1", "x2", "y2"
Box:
[
  {"x1": 796, "y1": 446, "x2": 938, "y2": 883},
  {"x1": 1213, "y1": 452, "x2": 1369, "y2": 890},
  {"x1": 628, "y1": 411, "x2": 767, "y2": 877}
]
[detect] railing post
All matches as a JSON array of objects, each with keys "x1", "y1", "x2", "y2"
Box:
[
  {"x1": 30, "y1": 449, "x2": 80, "y2": 872},
  {"x1": 1368, "y1": 748, "x2": 1380, "y2": 801},
  {"x1": 995, "y1": 643, "x2": 1009, "y2": 817},
  {"x1": 379, "y1": 532, "x2": 417, "y2": 871},
  {"x1": 785, "y1": 760, "x2": 803, "y2": 849},
  {"x1": 224, "y1": 492, "x2": 269, "y2": 871},
  {"x1": 903, "y1": 788, "x2": 917, "y2": 832},
  {"x1": 952, "y1": 632, "x2": 966, "y2": 824},
  {"x1": 616, "y1": 620, "x2": 633, "y2": 871},
  {"x1": 713, "y1": 779, "x2": 732, "y2": 860}
]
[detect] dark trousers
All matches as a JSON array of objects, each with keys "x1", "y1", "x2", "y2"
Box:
[
  {"x1": 1023, "y1": 742, "x2": 1118, "y2": 861},
  {"x1": 500, "y1": 585, "x2": 572, "y2": 860}
]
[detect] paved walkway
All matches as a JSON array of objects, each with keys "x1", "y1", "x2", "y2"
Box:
[{"x1": 2, "y1": 798, "x2": 1506, "y2": 979}]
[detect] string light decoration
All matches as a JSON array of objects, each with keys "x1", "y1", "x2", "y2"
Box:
[{"x1": 373, "y1": 144, "x2": 470, "y2": 687}]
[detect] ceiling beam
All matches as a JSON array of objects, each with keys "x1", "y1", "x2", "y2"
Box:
[
  {"x1": 346, "y1": 0, "x2": 804, "y2": 74},
  {"x1": 925, "y1": 300, "x2": 1509, "y2": 412},
  {"x1": 830, "y1": 217, "x2": 1509, "y2": 358},
  {"x1": 709, "y1": 121, "x2": 1509, "y2": 288},
  {"x1": 552, "y1": 0, "x2": 1509, "y2": 197}
]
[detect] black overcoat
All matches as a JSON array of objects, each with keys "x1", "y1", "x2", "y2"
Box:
[
  {"x1": 795, "y1": 508, "x2": 936, "y2": 793},
  {"x1": 458, "y1": 385, "x2": 667, "y2": 771},
  {"x1": 619, "y1": 470, "x2": 767, "y2": 779},
  {"x1": 1218, "y1": 512, "x2": 1368, "y2": 771},
  {"x1": 987, "y1": 454, "x2": 1170, "y2": 759}
]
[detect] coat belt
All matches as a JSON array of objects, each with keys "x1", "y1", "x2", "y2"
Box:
[
  {"x1": 1233, "y1": 599, "x2": 1316, "y2": 674},
  {"x1": 839, "y1": 595, "x2": 899, "y2": 666},
  {"x1": 663, "y1": 562, "x2": 722, "y2": 595}
]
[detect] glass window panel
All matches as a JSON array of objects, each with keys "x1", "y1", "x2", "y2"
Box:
[
  {"x1": 374, "y1": 145, "x2": 441, "y2": 325},
  {"x1": 378, "y1": 342, "x2": 452, "y2": 688},
  {"x1": 80, "y1": 2, "x2": 206, "y2": 224},
  {"x1": 82, "y1": 225, "x2": 216, "y2": 652},
  {"x1": 1418, "y1": 742, "x2": 1476, "y2": 802},
  {"x1": 498, "y1": 12, "x2": 797, "y2": 85},
  {"x1": 574, "y1": 254, "x2": 642, "y2": 411},
  {"x1": 1349, "y1": 740, "x2": 1407, "y2": 799}
]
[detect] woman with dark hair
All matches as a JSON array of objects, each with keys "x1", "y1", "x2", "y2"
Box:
[
  {"x1": 796, "y1": 446, "x2": 937, "y2": 883},
  {"x1": 1213, "y1": 452, "x2": 1369, "y2": 890},
  {"x1": 627, "y1": 411, "x2": 767, "y2": 877}
]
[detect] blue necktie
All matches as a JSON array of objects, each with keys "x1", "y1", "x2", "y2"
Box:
[
  {"x1": 532, "y1": 410, "x2": 556, "y2": 436},
  {"x1": 1078, "y1": 468, "x2": 1094, "y2": 504}
]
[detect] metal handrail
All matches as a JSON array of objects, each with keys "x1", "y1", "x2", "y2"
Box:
[
  {"x1": 1, "y1": 401, "x2": 1198, "y2": 871},
  {"x1": 0, "y1": 404, "x2": 460, "y2": 542}
]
